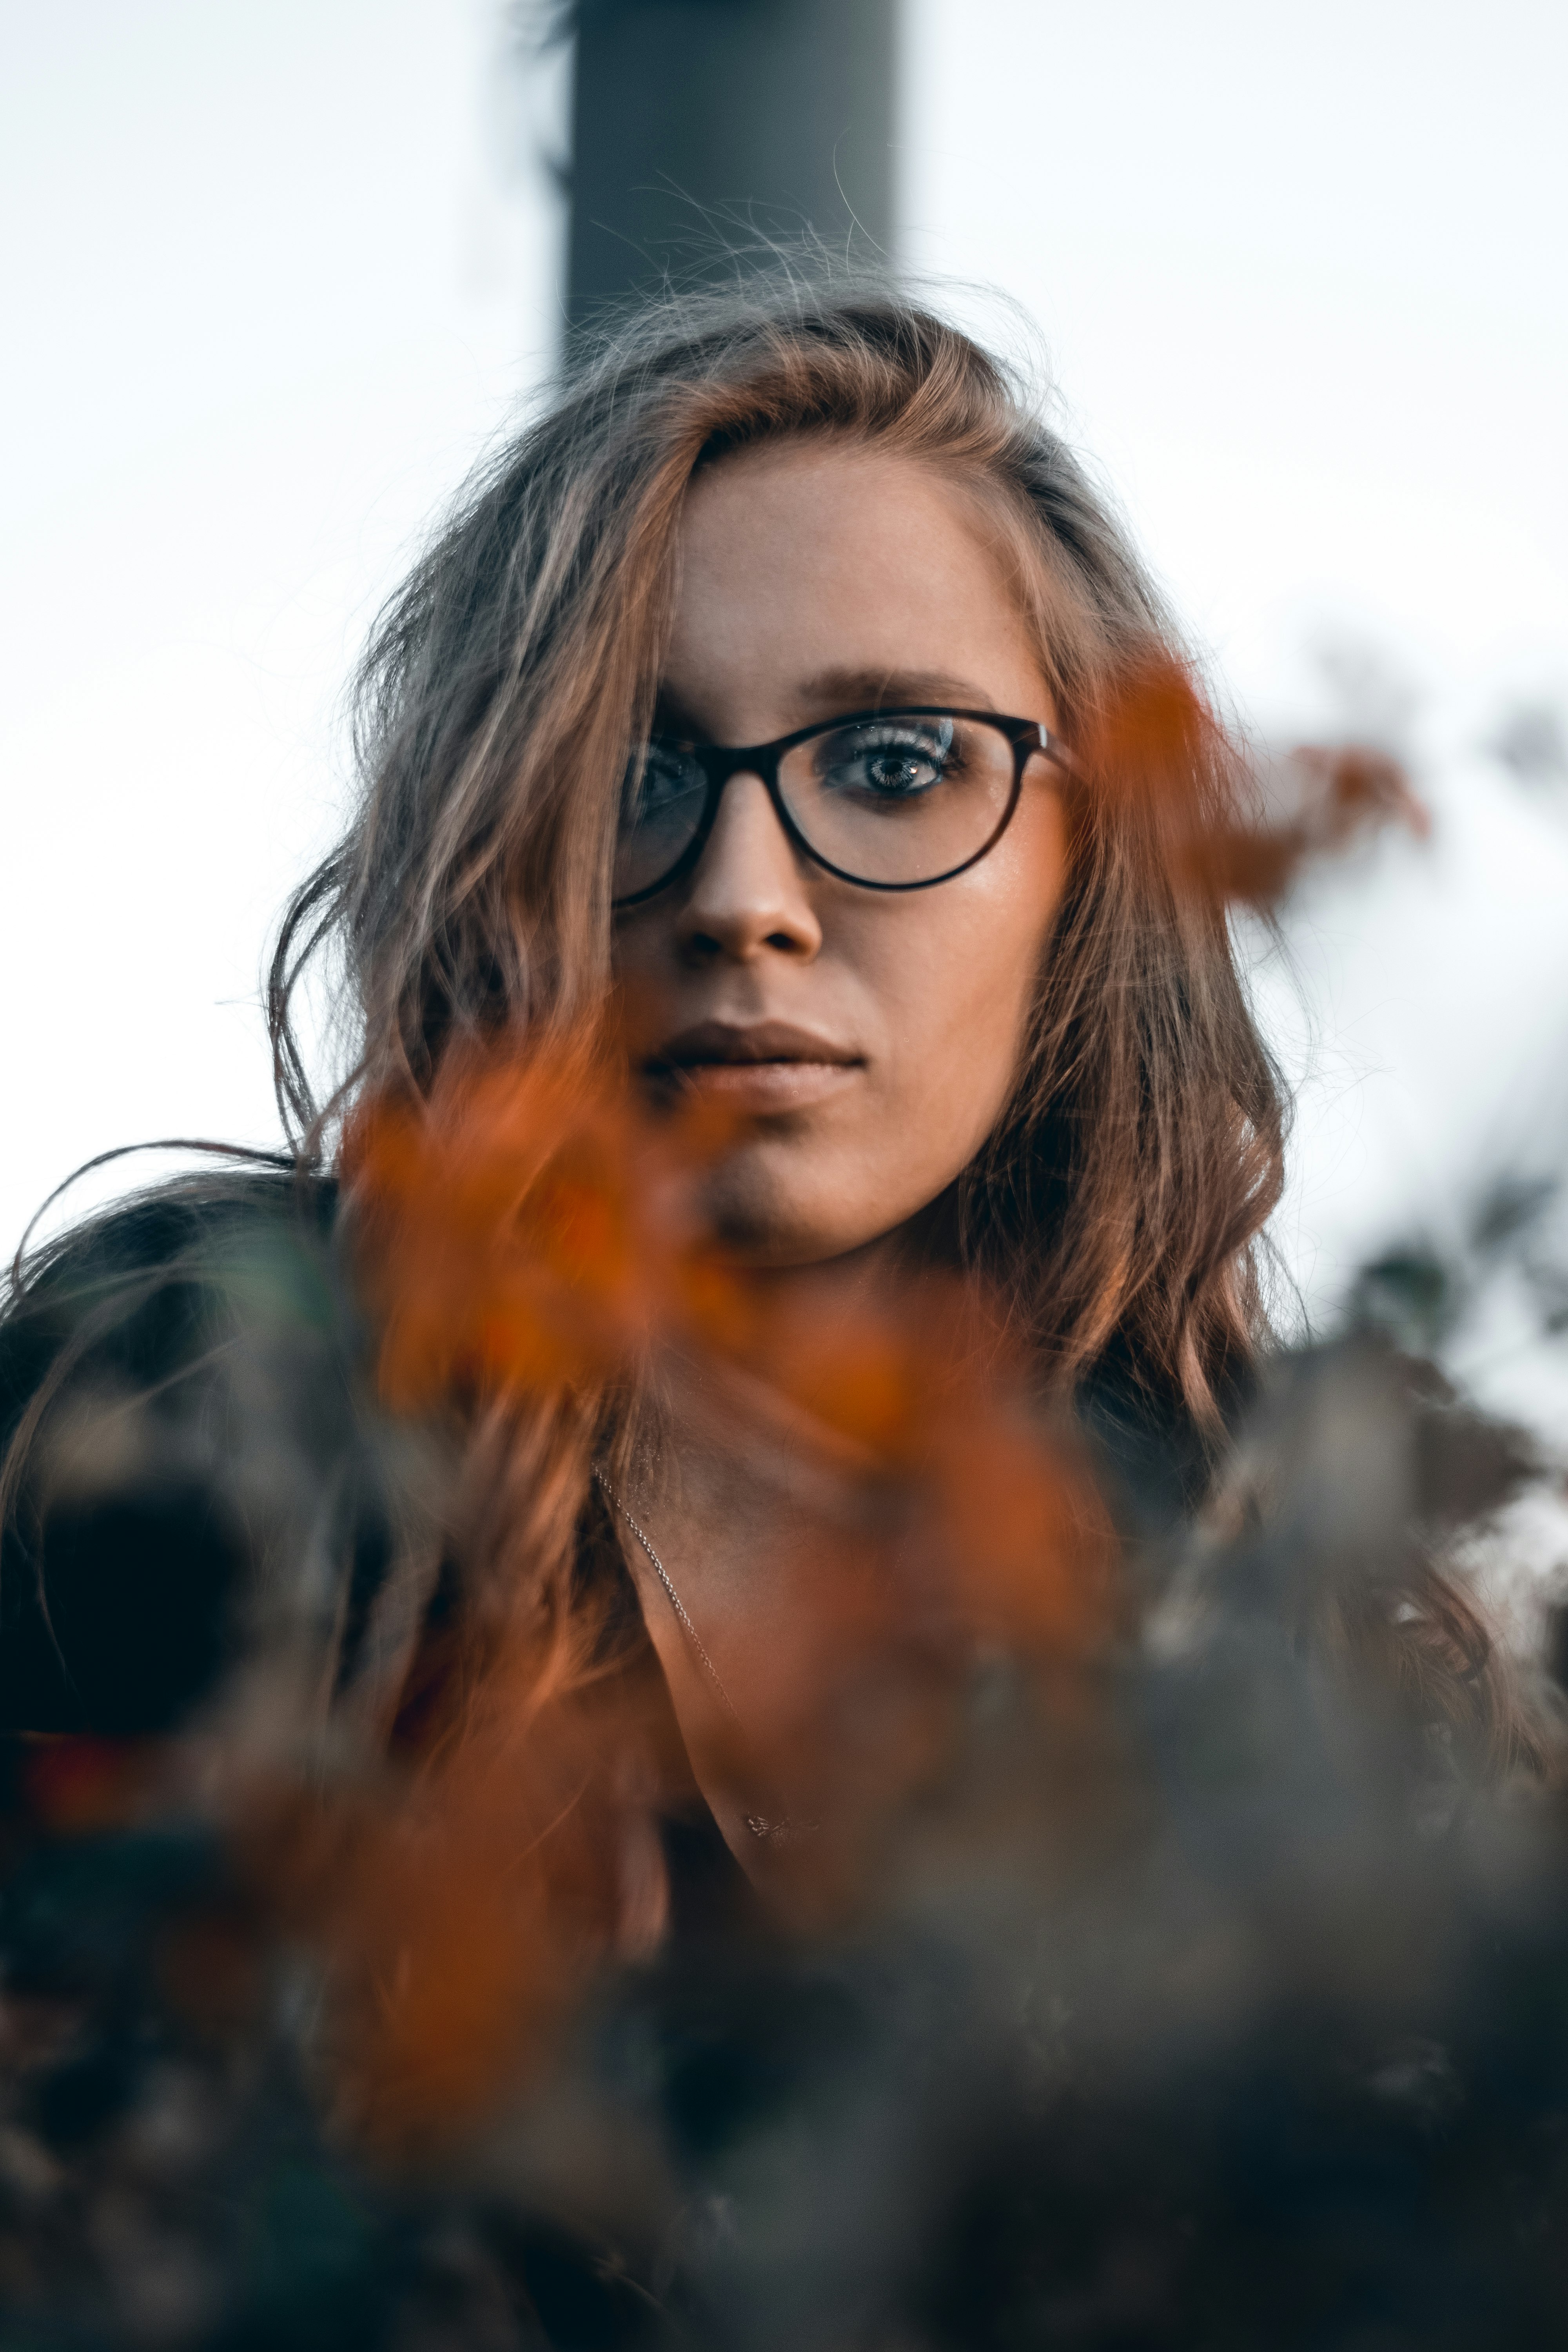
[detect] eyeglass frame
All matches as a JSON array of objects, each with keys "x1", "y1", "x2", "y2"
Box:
[{"x1": 611, "y1": 705, "x2": 1078, "y2": 908}]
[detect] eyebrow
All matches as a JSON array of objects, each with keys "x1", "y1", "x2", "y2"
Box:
[
  {"x1": 650, "y1": 667, "x2": 1006, "y2": 744},
  {"x1": 789, "y1": 666, "x2": 998, "y2": 718}
]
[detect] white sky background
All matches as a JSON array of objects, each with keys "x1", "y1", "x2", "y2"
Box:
[
  {"x1": 2, "y1": 0, "x2": 567, "y2": 1242},
  {"x1": 4, "y1": 1, "x2": 1568, "y2": 1421}
]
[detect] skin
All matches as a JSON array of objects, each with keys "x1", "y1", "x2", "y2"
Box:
[
  {"x1": 614, "y1": 436, "x2": 1066, "y2": 1268},
  {"x1": 608, "y1": 436, "x2": 1069, "y2": 1890}
]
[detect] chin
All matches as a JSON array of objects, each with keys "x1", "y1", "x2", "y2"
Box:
[
  {"x1": 708, "y1": 1207, "x2": 844, "y2": 1270},
  {"x1": 699, "y1": 1166, "x2": 862, "y2": 1270}
]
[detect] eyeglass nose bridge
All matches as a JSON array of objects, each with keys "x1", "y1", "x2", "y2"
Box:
[
  {"x1": 684, "y1": 740, "x2": 807, "y2": 863},
  {"x1": 692, "y1": 739, "x2": 785, "y2": 793}
]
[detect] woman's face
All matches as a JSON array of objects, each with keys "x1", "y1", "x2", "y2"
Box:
[{"x1": 613, "y1": 436, "x2": 1068, "y2": 1268}]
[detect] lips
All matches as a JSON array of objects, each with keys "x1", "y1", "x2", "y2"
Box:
[{"x1": 643, "y1": 1020, "x2": 863, "y2": 1111}]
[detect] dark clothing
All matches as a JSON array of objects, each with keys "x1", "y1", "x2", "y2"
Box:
[
  {"x1": 0, "y1": 1172, "x2": 1202, "y2": 1742},
  {"x1": 0, "y1": 1172, "x2": 359, "y2": 1736},
  {"x1": 12, "y1": 1185, "x2": 1555, "y2": 2352}
]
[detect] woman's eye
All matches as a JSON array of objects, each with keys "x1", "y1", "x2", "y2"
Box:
[
  {"x1": 819, "y1": 723, "x2": 956, "y2": 799},
  {"x1": 624, "y1": 744, "x2": 704, "y2": 823}
]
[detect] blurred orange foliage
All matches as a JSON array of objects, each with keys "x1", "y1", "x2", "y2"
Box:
[
  {"x1": 344, "y1": 1038, "x2": 753, "y2": 1407},
  {"x1": 1081, "y1": 648, "x2": 1428, "y2": 909}
]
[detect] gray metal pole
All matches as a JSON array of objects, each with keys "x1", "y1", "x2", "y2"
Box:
[{"x1": 565, "y1": 0, "x2": 898, "y2": 328}]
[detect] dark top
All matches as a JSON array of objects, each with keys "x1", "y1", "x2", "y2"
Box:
[{"x1": 0, "y1": 1171, "x2": 1203, "y2": 1743}]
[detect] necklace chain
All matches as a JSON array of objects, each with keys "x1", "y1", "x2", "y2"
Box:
[
  {"x1": 593, "y1": 1466, "x2": 813, "y2": 1844},
  {"x1": 592, "y1": 1466, "x2": 743, "y2": 1727}
]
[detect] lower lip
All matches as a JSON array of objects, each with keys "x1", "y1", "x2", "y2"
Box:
[{"x1": 655, "y1": 1060, "x2": 860, "y2": 1111}]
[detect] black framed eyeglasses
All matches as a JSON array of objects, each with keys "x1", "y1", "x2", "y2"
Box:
[{"x1": 612, "y1": 706, "x2": 1076, "y2": 908}]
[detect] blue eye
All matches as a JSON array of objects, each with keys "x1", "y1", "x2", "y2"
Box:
[{"x1": 815, "y1": 719, "x2": 958, "y2": 801}]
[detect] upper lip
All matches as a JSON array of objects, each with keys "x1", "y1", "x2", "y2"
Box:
[{"x1": 646, "y1": 1020, "x2": 861, "y2": 1070}]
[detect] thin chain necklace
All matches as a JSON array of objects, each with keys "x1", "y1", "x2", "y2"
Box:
[
  {"x1": 593, "y1": 1466, "x2": 811, "y2": 1844},
  {"x1": 593, "y1": 1465, "x2": 744, "y2": 1726}
]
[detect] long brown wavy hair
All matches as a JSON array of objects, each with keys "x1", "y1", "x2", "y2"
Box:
[{"x1": 272, "y1": 272, "x2": 1285, "y2": 1433}]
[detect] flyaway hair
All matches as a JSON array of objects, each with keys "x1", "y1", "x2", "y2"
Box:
[{"x1": 269, "y1": 270, "x2": 1285, "y2": 1437}]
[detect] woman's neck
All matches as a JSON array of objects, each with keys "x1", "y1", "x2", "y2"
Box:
[
  {"x1": 734, "y1": 1187, "x2": 960, "y2": 1322},
  {"x1": 613, "y1": 1225, "x2": 947, "y2": 1891}
]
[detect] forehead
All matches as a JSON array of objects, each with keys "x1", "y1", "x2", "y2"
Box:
[
  {"x1": 667, "y1": 437, "x2": 1045, "y2": 730},
  {"x1": 679, "y1": 435, "x2": 1011, "y2": 591}
]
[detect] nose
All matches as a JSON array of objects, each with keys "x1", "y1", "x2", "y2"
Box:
[{"x1": 675, "y1": 771, "x2": 822, "y2": 965}]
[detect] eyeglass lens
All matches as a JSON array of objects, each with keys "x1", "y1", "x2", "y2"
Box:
[{"x1": 613, "y1": 713, "x2": 1019, "y2": 901}]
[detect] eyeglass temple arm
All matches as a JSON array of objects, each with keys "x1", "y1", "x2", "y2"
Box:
[{"x1": 1027, "y1": 722, "x2": 1080, "y2": 778}]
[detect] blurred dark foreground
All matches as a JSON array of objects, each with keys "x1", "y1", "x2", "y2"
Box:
[{"x1": 1, "y1": 1160, "x2": 1567, "y2": 2352}]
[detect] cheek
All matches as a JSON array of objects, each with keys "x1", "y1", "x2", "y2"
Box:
[
  {"x1": 889, "y1": 913, "x2": 1036, "y2": 1131},
  {"x1": 875, "y1": 804, "x2": 1063, "y2": 1125}
]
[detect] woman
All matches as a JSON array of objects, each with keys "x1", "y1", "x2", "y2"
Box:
[{"x1": 0, "y1": 275, "x2": 1512, "y2": 1982}]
